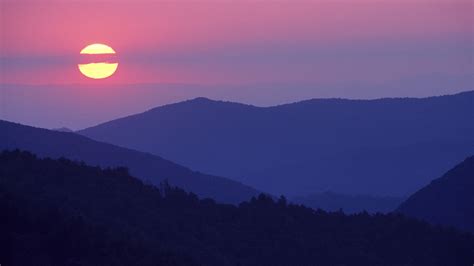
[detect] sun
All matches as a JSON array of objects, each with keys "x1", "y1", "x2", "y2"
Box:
[{"x1": 78, "y1": 43, "x2": 118, "y2": 79}]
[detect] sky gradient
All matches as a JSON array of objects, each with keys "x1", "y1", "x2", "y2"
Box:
[{"x1": 1, "y1": 0, "x2": 473, "y2": 129}]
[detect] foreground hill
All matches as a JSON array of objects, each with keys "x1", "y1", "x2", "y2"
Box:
[
  {"x1": 79, "y1": 91, "x2": 474, "y2": 197},
  {"x1": 0, "y1": 120, "x2": 259, "y2": 203},
  {"x1": 1, "y1": 150, "x2": 474, "y2": 266},
  {"x1": 397, "y1": 156, "x2": 474, "y2": 233}
]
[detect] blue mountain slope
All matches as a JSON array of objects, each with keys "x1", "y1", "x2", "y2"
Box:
[
  {"x1": 79, "y1": 91, "x2": 474, "y2": 197},
  {"x1": 0, "y1": 120, "x2": 260, "y2": 204},
  {"x1": 397, "y1": 156, "x2": 474, "y2": 233}
]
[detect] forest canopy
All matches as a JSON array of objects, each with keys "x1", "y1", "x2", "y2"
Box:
[{"x1": 1, "y1": 150, "x2": 473, "y2": 266}]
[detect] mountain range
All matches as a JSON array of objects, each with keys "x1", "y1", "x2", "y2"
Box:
[
  {"x1": 0, "y1": 120, "x2": 412, "y2": 213},
  {"x1": 79, "y1": 91, "x2": 474, "y2": 197},
  {"x1": 0, "y1": 120, "x2": 259, "y2": 204}
]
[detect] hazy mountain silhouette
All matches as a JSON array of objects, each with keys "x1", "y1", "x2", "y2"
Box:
[
  {"x1": 292, "y1": 191, "x2": 404, "y2": 214},
  {"x1": 79, "y1": 91, "x2": 474, "y2": 197},
  {"x1": 52, "y1": 127, "x2": 73, "y2": 132},
  {"x1": 397, "y1": 156, "x2": 474, "y2": 233},
  {"x1": 0, "y1": 120, "x2": 259, "y2": 203},
  {"x1": 2, "y1": 150, "x2": 474, "y2": 265}
]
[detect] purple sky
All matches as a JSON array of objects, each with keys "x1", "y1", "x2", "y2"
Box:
[{"x1": 0, "y1": 0, "x2": 472, "y2": 129}]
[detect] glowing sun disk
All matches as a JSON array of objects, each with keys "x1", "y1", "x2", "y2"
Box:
[{"x1": 78, "y1": 43, "x2": 118, "y2": 79}]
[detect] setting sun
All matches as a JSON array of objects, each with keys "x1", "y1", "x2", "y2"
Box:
[{"x1": 78, "y1": 43, "x2": 118, "y2": 79}]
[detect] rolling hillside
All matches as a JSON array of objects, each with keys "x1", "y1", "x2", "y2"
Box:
[
  {"x1": 397, "y1": 156, "x2": 474, "y2": 233},
  {"x1": 0, "y1": 120, "x2": 259, "y2": 203}
]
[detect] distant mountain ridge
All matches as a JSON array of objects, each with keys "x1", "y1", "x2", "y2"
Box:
[
  {"x1": 0, "y1": 120, "x2": 260, "y2": 203},
  {"x1": 52, "y1": 127, "x2": 73, "y2": 132},
  {"x1": 79, "y1": 90, "x2": 474, "y2": 197},
  {"x1": 397, "y1": 155, "x2": 474, "y2": 233}
]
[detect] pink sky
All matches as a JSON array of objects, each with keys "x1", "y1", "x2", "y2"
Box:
[
  {"x1": 0, "y1": 0, "x2": 472, "y2": 128},
  {"x1": 2, "y1": 0, "x2": 472, "y2": 84}
]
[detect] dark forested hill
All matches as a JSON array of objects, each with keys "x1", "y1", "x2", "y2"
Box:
[
  {"x1": 397, "y1": 156, "x2": 474, "y2": 233},
  {"x1": 79, "y1": 91, "x2": 474, "y2": 197},
  {"x1": 0, "y1": 120, "x2": 259, "y2": 203},
  {"x1": 1, "y1": 150, "x2": 474, "y2": 266},
  {"x1": 0, "y1": 187, "x2": 197, "y2": 266}
]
